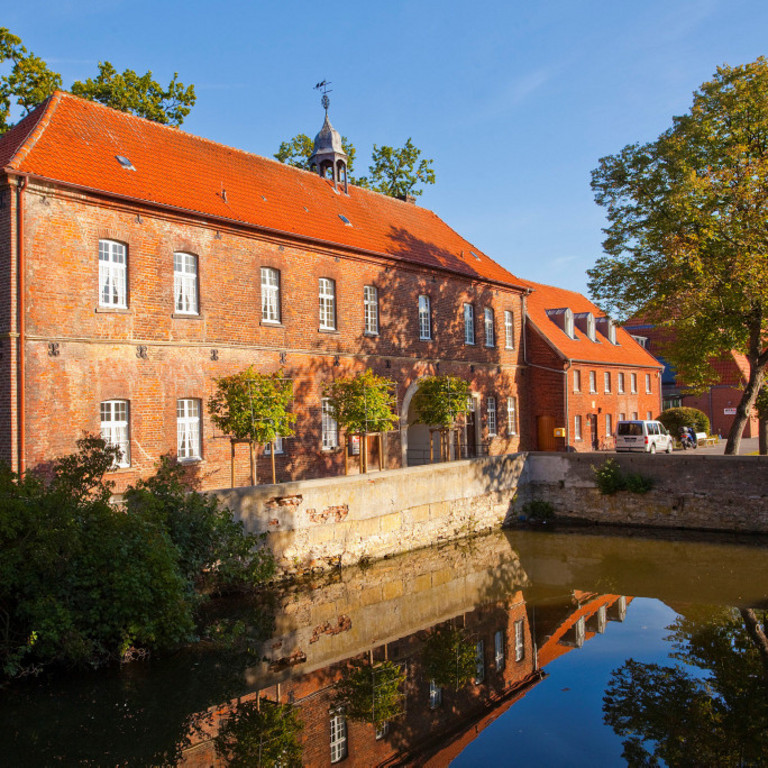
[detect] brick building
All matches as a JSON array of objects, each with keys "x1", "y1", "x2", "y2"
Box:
[
  {"x1": 522, "y1": 281, "x2": 663, "y2": 451},
  {"x1": 623, "y1": 319, "x2": 759, "y2": 439},
  {"x1": 0, "y1": 92, "x2": 530, "y2": 489}
]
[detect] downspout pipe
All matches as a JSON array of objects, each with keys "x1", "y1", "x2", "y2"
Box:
[{"x1": 16, "y1": 175, "x2": 28, "y2": 474}]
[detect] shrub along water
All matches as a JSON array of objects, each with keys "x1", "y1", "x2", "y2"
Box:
[{"x1": 0, "y1": 436, "x2": 275, "y2": 679}]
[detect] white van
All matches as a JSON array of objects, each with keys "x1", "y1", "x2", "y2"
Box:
[{"x1": 615, "y1": 420, "x2": 673, "y2": 454}]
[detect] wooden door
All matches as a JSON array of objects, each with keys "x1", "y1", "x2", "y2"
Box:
[{"x1": 537, "y1": 415, "x2": 557, "y2": 451}]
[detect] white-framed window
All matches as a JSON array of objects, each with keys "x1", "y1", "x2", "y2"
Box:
[
  {"x1": 260, "y1": 266, "x2": 280, "y2": 323},
  {"x1": 504, "y1": 310, "x2": 514, "y2": 349},
  {"x1": 514, "y1": 619, "x2": 525, "y2": 662},
  {"x1": 321, "y1": 397, "x2": 338, "y2": 450},
  {"x1": 264, "y1": 435, "x2": 284, "y2": 455},
  {"x1": 494, "y1": 630, "x2": 505, "y2": 669},
  {"x1": 329, "y1": 708, "x2": 347, "y2": 764},
  {"x1": 100, "y1": 399, "x2": 130, "y2": 467},
  {"x1": 575, "y1": 414, "x2": 582, "y2": 440},
  {"x1": 619, "y1": 412, "x2": 625, "y2": 422},
  {"x1": 364, "y1": 285, "x2": 378, "y2": 335},
  {"x1": 507, "y1": 396, "x2": 518, "y2": 435},
  {"x1": 573, "y1": 370, "x2": 581, "y2": 393},
  {"x1": 484, "y1": 307, "x2": 495, "y2": 347},
  {"x1": 605, "y1": 413, "x2": 612, "y2": 436},
  {"x1": 98, "y1": 239, "x2": 127, "y2": 308},
  {"x1": 418, "y1": 295, "x2": 431, "y2": 340},
  {"x1": 464, "y1": 303, "x2": 475, "y2": 345},
  {"x1": 647, "y1": 410, "x2": 653, "y2": 420},
  {"x1": 604, "y1": 371, "x2": 611, "y2": 393},
  {"x1": 487, "y1": 396, "x2": 497, "y2": 436},
  {"x1": 319, "y1": 278, "x2": 336, "y2": 330},
  {"x1": 474, "y1": 639, "x2": 485, "y2": 684},
  {"x1": 177, "y1": 398, "x2": 201, "y2": 460},
  {"x1": 589, "y1": 371, "x2": 597, "y2": 393},
  {"x1": 375, "y1": 721, "x2": 389, "y2": 740},
  {"x1": 632, "y1": 411, "x2": 638, "y2": 420},
  {"x1": 174, "y1": 252, "x2": 199, "y2": 314},
  {"x1": 429, "y1": 679, "x2": 442, "y2": 709},
  {"x1": 618, "y1": 372, "x2": 625, "y2": 393},
  {"x1": 631, "y1": 373, "x2": 638, "y2": 393},
  {"x1": 645, "y1": 373, "x2": 652, "y2": 393}
]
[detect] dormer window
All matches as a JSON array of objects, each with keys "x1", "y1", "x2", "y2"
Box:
[
  {"x1": 546, "y1": 308, "x2": 575, "y2": 339},
  {"x1": 574, "y1": 312, "x2": 597, "y2": 342},
  {"x1": 596, "y1": 316, "x2": 619, "y2": 345},
  {"x1": 564, "y1": 308, "x2": 574, "y2": 339}
]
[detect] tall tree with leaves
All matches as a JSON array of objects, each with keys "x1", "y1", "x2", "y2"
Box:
[
  {"x1": 367, "y1": 138, "x2": 435, "y2": 198},
  {"x1": 411, "y1": 375, "x2": 469, "y2": 461},
  {"x1": 208, "y1": 367, "x2": 295, "y2": 486},
  {"x1": 589, "y1": 58, "x2": 768, "y2": 455},
  {"x1": 0, "y1": 27, "x2": 195, "y2": 134}
]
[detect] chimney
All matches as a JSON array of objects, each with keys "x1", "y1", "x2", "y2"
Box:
[{"x1": 398, "y1": 193, "x2": 417, "y2": 205}]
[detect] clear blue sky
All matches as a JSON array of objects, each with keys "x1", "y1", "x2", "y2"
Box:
[{"x1": 6, "y1": 1, "x2": 768, "y2": 297}]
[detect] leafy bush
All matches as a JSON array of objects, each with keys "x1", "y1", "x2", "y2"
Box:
[
  {"x1": 592, "y1": 459, "x2": 653, "y2": 495},
  {"x1": 0, "y1": 437, "x2": 275, "y2": 678},
  {"x1": 658, "y1": 407, "x2": 711, "y2": 436},
  {"x1": 335, "y1": 658, "x2": 406, "y2": 727},
  {"x1": 522, "y1": 499, "x2": 555, "y2": 521},
  {"x1": 214, "y1": 699, "x2": 303, "y2": 768}
]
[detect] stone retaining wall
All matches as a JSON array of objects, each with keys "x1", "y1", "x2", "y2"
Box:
[
  {"x1": 515, "y1": 452, "x2": 768, "y2": 533},
  {"x1": 213, "y1": 454, "x2": 526, "y2": 576}
]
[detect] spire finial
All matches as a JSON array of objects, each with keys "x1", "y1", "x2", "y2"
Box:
[{"x1": 314, "y1": 80, "x2": 332, "y2": 114}]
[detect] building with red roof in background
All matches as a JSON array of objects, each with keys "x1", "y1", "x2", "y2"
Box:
[{"x1": 522, "y1": 280, "x2": 662, "y2": 451}]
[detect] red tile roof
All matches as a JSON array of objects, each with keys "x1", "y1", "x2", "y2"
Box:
[
  {"x1": 0, "y1": 92, "x2": 525, "y2": 289},
  {"x1": 522, "y1": 279, "x2": 662, "y2": 368}
]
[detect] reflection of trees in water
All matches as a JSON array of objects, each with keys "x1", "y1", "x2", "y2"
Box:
[
  {"x1": 334, "y1": 657, "x2": 406, "y2": 728},
  {"x1": 214, "y1": 699, "x2": 303, "y2": 768},
  {"x1": 603, "y1": 606, "x2": 768, "y2": 767}
]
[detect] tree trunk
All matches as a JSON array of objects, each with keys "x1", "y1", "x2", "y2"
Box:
[
  {"x1": 270, "y1": 441, "x2": 276, "y2": 484},
  {"x1": 760, "y1": 418, "x2": 768, "y2": 455},
  {"x1": 362, "y1": 432, "x2": 368, "y2": 473},
  {"x1": 724, "y1": 363, "x2": 765, "y2": 455},
  {"x1": 249, "y1": 441, "x2": 256, "y2": 486},
  {"x1": 740, "y1": 608, "x2": 768, "y2": 682}
]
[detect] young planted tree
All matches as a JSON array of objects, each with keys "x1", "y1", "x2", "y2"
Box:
[
  {"x1": 324, "y1": 368, "x2": 398, "y2": 473},
  {"x1": 411, "y1": 375, "x2": 470, "y2": 462},
  {"x1": 589, "y1": 58, "x2": 768, "y2": 455},
  {"x1": 422, "y1": 625, "x2": 477, "y2": 691},
  {"x1": 208, "y1": 367, "x2": 295, "y2": 486},
  {"x1": 334, "y1": 657, "x2": 406, "y2": 729}
]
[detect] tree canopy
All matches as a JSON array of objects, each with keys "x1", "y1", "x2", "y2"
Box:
[
  {"x1": 588, "y1": 58, "x2": 768, "y2": 454},
  {"x1": 324, "y1": 368, "x2": 398, "y2": 435},
  {"x1": 0, "y1": 27, "x2": 195, "y2": 133},
  {"x1": 275, "y1": 133, "x2": 435, "y2": 198},
  {"x1": 411, "y1": 375, "x2": 469, "y2": 430}
]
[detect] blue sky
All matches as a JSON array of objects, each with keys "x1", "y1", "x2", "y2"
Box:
[{"x1": 5, "y1": 1, "x2": 768, "y2": 297}]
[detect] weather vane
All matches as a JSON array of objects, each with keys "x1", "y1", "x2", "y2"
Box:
[{"x1": 314, "y1": 80, "x2": 332, "y2": 113}]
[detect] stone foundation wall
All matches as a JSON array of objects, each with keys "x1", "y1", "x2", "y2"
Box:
[
  {"x1": 514, "y1": 452, "x2": 768, "y2": 533},
  {"x1": 213, "y1": 454, "x2": 526, "y2": 576}
]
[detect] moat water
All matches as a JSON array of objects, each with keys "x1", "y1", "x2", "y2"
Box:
[{"x1": 4, "y1": 526, "x2": 768, "y2": 767}]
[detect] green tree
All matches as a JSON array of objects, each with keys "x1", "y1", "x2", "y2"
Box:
[
  {"x1": 274, "y1": 132, "x2": 359, "y2": 178},
  {"x1": 0, "y1": 27, "x2": 195, "y2": 134},
  {"x1": 71, "y1": 62, "x2": 195, "y2": 126},
  {"x1": 214, "y1": 699, "x2": 304, "y2": 768},
  {"x1": 422, "y1": 625, "x2": 477, "y2": 690},
  {"x1": 603, "y1": 605, "x2": 768, "y2": 766},
  {"x1": 411, "y1": 375, "x2": 469, "y2": 461},
  {"x1": 367, "y1": 137, "x2": 436, "y2": 198},
  {"x1": 657, "y1": 406, "x2": 711, "y2": 437},
  {"x1": 334, "y1": 658, "x2": 406, "y2": 728},
  {"x1": 208, "y1": 367, "x2": 295, "y2": 485},
  {"x1": 0, "y1": 28, "x2": 61, "y2": 133},
  {"x1": 589, "y1": 58, "x2": 768, "y2": 455},
  {"x1": 324, "y1": 368, "x2": 398, "y2": 473}
]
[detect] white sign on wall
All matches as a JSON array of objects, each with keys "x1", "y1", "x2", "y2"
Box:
[{"x1": 723, "y1": 407, "x2": 737, "y2": 415}]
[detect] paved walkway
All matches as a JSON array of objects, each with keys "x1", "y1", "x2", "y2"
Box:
[{"x1": 680, "y1": 436, "x2": 760, "y2": 456}]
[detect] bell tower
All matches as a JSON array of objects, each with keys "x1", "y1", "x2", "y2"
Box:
[{"x1": 309, "y1": 81, "x2": 348, "y2": 193}]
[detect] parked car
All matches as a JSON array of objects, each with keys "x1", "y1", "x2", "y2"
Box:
[{"x1": 615, "y1": 420, "x2": 673, "y2": 454}]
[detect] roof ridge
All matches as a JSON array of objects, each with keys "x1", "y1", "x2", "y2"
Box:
[{"x1": 3, "y1": 92, "x2": 62, "y2": 170}]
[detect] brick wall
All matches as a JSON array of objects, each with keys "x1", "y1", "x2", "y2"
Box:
[{"x1": 11, "y1": 180, "x2": 527, "y2": 486}]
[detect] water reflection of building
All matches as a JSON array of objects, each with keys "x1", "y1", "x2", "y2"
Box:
[{"x1": 178, "y1": 538, "x2": 633, "y2": 767}]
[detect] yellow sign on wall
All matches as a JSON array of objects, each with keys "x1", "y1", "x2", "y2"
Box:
[{"x1": 553, "y1": 427, "x2": 566, "y2": 437}]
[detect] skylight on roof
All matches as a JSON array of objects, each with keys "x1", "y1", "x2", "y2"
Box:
[
  {"x1": 470, "y1": 251, "x2": 481, "y2": 261},
  {"x1": 339, "y1": 214, "x2": 352, "y2": 226},
  {"x1": 115, "y1": 155, "x2": 135, "y2": 171}
]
